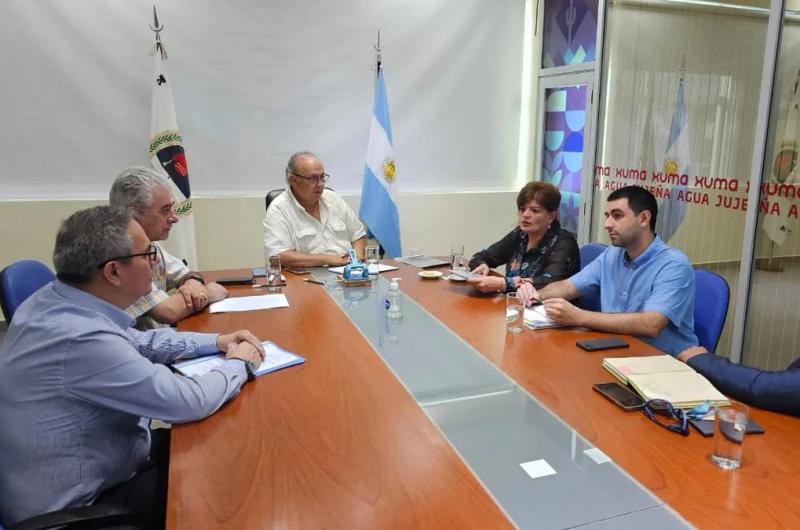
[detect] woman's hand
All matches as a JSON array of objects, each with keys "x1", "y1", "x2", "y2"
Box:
[
  {"x1": 471, "y1": 263, "x2": 490, "y2": 276},
  {"x1": 466, "y1": 275, "x2": 506, "y2": 293}
]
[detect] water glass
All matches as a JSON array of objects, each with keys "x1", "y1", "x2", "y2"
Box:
[
  {"x1": 366, "y1": 246, "x2": 379, "y2": 274},
  {"x1": 267, "y1": 254, "x2": 282, "y2": 292},
  {"x1": 451, "y1": 244, "x2": 465, "y2": 272},
  {"x1": 711, "y1": 401, "x2": 749, "y2": 470},
  {"x1": 506, "y1": 293, "x2": 524, "y2": 334}
]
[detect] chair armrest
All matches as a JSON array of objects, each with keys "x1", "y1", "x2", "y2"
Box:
[{"x1": 8, "y1": 503, "x2": 138, "y2": 530}]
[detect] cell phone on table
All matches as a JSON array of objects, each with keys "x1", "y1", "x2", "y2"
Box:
[
  {"x1": 592, "y1": 382, "x2": 645, "y2": 411},
  {"x1": 216, "y1": 275, "x2": 255, "y2": 285},
  {"x1": 689, "y1": 418, "x2": 765, "y2": 437},
  {"x1": 286, "y1": 267, "x2": 311, "y2": 275},
  {"x1": 577, "y1": 337, "x2": 630, "y2": 351}
]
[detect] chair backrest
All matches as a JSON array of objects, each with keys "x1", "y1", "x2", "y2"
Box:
[
  {"x1": 693, "y1": 268, "x2": 730, "y2": 353},
  {"x1": 265, "y1": 188, "x2": 285, "y2": 212},
  {"x1": 579, "y1": 242, "x2": 607, "y2": 269},
  {"x1": 0, "y1": 260, "x2": 56, "y2": 322},
  {"x1": 575, "y1": 243, "x2": 607, "y2": 312}
]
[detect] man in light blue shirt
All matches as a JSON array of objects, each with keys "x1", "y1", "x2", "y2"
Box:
[
  {"x1": 0, "y1": 206, "x2": 265, "y2": 527},
  {"x1": 518, "y1": 186, "x2": 698, "y2": 355}
]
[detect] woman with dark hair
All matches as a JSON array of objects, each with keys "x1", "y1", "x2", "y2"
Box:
[{"x1": 466, "y1": 182, "x2": 579, "y2": 293}]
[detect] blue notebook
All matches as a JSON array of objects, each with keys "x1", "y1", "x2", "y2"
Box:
[
  {"x1": 252, "y1": 267, "x2": 266, "y2": 277},
  {"x1": 173, "y1": 341, "x2": 305, "y2": 378}
]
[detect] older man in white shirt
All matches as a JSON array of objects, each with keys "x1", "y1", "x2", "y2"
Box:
[{"x1": 264, "y1": 151, "x2": 367, "y2": 267}]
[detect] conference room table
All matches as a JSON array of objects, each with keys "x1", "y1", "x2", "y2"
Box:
[{"x1": 169, "y1": 262, "x2": 800, "y2": 529}]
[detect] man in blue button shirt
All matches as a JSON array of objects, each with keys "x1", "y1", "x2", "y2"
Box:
[
  {"x1": 0, "y1": 206, "x2": 265, "y2": 528},
  {"x1": 518, "y1": 186, "x2": 698, "y2": 356}
]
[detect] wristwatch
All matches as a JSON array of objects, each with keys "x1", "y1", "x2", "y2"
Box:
[
  {"x1": 235, "y1": 358, "x2": 258, "y2": 381},
  {"x1": 182, "y1": 273, "x2": 205, "y2": 285}
]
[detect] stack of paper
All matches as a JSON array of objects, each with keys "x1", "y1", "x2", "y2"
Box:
[
  {"x1": 173, "y1": 341, "x2": 305, "y2": 378},
  {"x1": 602, "y1": 355, "x2": 729, "y2": 408},
  {"x1": 208, "y1": 294, "x2": 289, "y2": 313},
  {"x1": 523, "y1": 306, "x2": 562, "y2": 329}
]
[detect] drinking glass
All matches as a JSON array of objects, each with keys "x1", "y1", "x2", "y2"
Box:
[
  {"x1": 506, "y1": 293, "x2": 524, "y2": 333},
  {"x1": 267, "y1": 253, "x2": 282, "y2": 293},
  {"x1": 711, "y1": 401, "x2": 749, "y2": 470},
  {"x1": 451, "y1": 244, "x2": 465, "y2": 272},
  {"x1": 366, "y1": 246, "x2": 379, "y2": 275}
]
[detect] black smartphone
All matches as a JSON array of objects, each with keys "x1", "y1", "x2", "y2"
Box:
[
  {"x1": 592, "y1": 382, "x2": 645, "y2": 411},
  {"x1": 689, "y1": 418, "x2": 765, "y2": 437},
  {"x1": 286, "y1": 267, "x2": 311, "y2": 275},
  {"x1": 577, "y1": 337, "x2": 630, "y2": 352},
  {"x1": 216, "y1": 275, "x2": 254, "y2": 285}
]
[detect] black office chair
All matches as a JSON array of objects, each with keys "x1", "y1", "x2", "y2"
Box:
[
  {"x1": 3, "y1": 503, "x2": 140, "y2": 530},
  {"x1": 264, "y1": 187, "x2": 335, "y2": 212},
  {"x1": 264, "y1": 188, "x2": 285, "y2": 212}
]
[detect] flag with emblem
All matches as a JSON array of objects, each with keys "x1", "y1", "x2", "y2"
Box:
[
  {"x1": 359, "y1": 67, "x2": 402, "y2": 258},
  {"x1": 655, "y1": 67, "x2": 691, "y2": 243},
  {"x1": 762, "y1": 69, "x2": 800, "y2": 247},
  {"x1": 148, "y1": 27, "x2": 198, "y2": 268}
]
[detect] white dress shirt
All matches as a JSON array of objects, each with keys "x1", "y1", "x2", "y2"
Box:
[{"x1": 263, "y1": 188, "x2": 366, "y2": 256}]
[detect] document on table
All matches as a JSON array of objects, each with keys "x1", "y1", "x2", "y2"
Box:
[
  {"x1": 523, "y1": 306, "x2": 563, "y2": 329},
  {"x1": 328, "y1": 263, "x2": 398, "y2": 274},
  {"x1": 173, "y1": 341, "x2": 305, "y2": 378},
  {"x1": 208, "y1": 294, "x2": 289, "y2": 313}
]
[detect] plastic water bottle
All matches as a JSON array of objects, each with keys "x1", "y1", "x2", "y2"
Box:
[{"x1": 385, "y1": 278, "x2": 403, "y2": 320}]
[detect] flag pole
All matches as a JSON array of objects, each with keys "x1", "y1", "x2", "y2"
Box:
[
  {"x1": 149, "y1": 5, "x2": 167, "y2": 59},
  {"x1": 372, "y1": 30, "x2": 385, "y2": 259}
]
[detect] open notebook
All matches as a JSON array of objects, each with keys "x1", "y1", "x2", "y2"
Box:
[
  {"x1": 602, "y1": 355, "x2": 729, "y2": 409},
  {"x1": 173, "y1": 341, "x2": 305, "y2": 378}
]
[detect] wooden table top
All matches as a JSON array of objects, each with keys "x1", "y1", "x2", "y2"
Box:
[
  {"x1": 170, "y1": 264, "x2": 800, "y2": 529},
  {"x1": 393, "y1": 262, "x2": 800, "y2": 529},
  {"x1": 168, "y1": 270, "x2": 511, "y2": 529}
]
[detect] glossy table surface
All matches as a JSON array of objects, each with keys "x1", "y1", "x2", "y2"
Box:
[{"x1": 170, "y1": 263, "x2": 800, "y2": 529}]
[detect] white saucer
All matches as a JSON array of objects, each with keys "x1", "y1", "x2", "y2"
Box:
[{"x1": 418, "y1": 270, "x2": 443, "y2": 279}]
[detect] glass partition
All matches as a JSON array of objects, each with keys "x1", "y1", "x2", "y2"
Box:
[{"x1": 593, "y1": 0, "x2": 770, "y2": 356}]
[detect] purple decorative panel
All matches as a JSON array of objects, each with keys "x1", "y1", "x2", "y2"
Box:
[
  {"x1": 542, "y1": 85, "x2": 587, "y2": 234},
  {"x1": 542, "y1": 0, "x2": 598, "y2": 68}
]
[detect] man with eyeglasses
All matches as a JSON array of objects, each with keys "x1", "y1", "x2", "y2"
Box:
[
  {"x1": 0, "y1": 206, "x2": 265, "y2": 528},
  {"x1": 110, "y1": 166, "x2": 228, "y2": 330},
  {"x1": 263, "y1": 151, "x2": 367, "y2": 267}
]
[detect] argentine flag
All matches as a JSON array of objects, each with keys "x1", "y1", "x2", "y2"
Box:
[
  {"x1": 656, "y1": 74, "x2": 691, "y2": 242},
  {"x1": 359, "y1": 70, "x2": 402, "y2": 258}
]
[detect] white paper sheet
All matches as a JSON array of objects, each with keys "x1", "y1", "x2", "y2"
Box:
[{"x1": 208, "y1": 294, "x2": 289, "y2": 313}]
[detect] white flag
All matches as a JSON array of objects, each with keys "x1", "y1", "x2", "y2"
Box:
[{"x1": 149, "y1": 41, "x2": 198, "y2": 268}]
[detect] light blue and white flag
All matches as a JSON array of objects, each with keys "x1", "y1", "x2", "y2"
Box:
[
  {"x1": 656, "y1": 73, "x2": 690, "y2": 242},
  {"x1": 359, "y1": 70, "x2": 402, "y2": 258}
]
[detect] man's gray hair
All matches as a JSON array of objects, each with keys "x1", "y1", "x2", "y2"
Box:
[
  {"x1": 109, "y1": 166, "x2": 171, "y2": 210},
  {"x1": 285, "y1": 151, "x2": 318, "y2": 183},
  {"x1": 53, "y1": 206, "x2": 134, "y2": 284}
]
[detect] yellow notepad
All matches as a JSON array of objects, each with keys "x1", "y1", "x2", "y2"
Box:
[
  {"x1": 602, "y1": 355, "x2": 729, "y2": 409},
  {"x1": 602, "y1": 355, "x2": 694, "y2": 385}
]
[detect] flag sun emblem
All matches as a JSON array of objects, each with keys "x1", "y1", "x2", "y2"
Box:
[
  {"x1": 381, "y1": 158, "x2": 396, "y2": 184},
  {"x1": 663, "y1": 159, "x2": 680, "y2": 175}
]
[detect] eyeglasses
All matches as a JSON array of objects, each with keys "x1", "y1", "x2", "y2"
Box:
[
  {"x1": 96, "y1": 243, "x2": 159, "y2": 269},
  {"x1": 290, "y1": 172, "x2": 330, "y2": 185},
  {"x1": 643, "y1": 399, "x2": 689, "y2": 436}
]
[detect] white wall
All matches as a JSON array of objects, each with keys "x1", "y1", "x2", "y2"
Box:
[{"x1": 0, "y1": 192, "x2": 518, "y2": 273}]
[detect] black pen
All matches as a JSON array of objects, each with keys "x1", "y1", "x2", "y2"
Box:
[{"x1": 304, "y1": 278, "x2": 325, "y2": 285}]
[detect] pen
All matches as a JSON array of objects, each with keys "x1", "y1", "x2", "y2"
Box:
[{"x1": 304, "y1": 278, "x2": 325, "y2": 285}]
